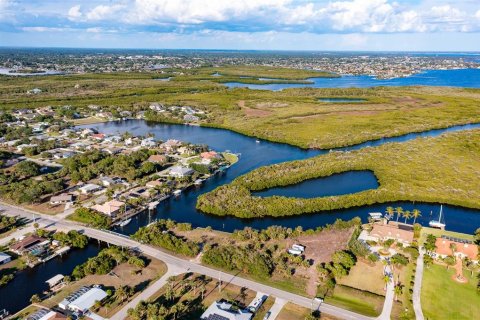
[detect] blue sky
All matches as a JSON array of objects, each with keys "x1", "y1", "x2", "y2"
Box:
[{"x1": 1, "y1": 0, "x2": 480, "y2": 51}]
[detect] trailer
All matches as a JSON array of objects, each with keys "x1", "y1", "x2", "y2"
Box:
[
  {"x1": 292, "y1": 244, "x2": 305, "y2": 252},
  {"x1": 288, "y1": 248, "x2": 303, "y2": 256},
  {"x1": 248, "y1": 293, "x2": 268, "y2": 313}
]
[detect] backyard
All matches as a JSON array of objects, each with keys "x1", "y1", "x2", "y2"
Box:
[{"x1": 421, "y1": 264, "x2": 479, "y2": 320}]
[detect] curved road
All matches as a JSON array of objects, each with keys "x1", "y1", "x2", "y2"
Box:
[{"x1": 1, "y1": 202, "x2": 385, "y2": 320}]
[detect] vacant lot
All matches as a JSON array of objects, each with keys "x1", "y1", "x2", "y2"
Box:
[
  {"x1": 337, "y1": 260, "x2": 386, "y2": 296},
  {"x1": 421, "y1": 264, "x2": 479, "y2": 320}
]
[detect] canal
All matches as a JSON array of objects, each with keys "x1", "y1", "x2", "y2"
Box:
[{"x1": 77, "y1": 120, "x2": 480, "y2": 235}]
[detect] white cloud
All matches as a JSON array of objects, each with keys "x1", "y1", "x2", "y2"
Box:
[
  {"x1": 68, "y1": 5, "x2": 82, "y2": 20},
  {"x1": 22, "y1": 27, "x2": 72, "y2": 32},
  {"x1": 86, "y1": 4, "x2": 124, "y2": 21}
]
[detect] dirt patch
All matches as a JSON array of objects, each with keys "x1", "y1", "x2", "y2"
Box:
[
  {"x1": 243, "y1": 107, "x2": 272, "y2": 117},
  {"x1": 285, "y1": 228, "x2": 354, "y2": 296},
  {"x1": 256, "y1": 102, "x2": 289, "y2": 108}
]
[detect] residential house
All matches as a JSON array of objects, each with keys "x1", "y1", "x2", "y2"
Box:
[
  {"x1": 146, "y1": 180, "x2": 163, "y2": 188},
  {"x1": 26, "y1": 308, "x2": 67, "y2": 320},
  {"x1": 91, "y1": 199, "x2": 126, "y2": 217},
  {"x1": 141, "y1": 137, "x2": 157, "y2": 147},
  {"x1": 78, "y1": 183, "x2": 102, "y2": 195},
  {"x1": 0, "y1": 252, "x2": 11, "y2": 265},
  {"x1": 59, "y1": 286, "x2": 107, "y2": 313},
  {"x1": 367, "y1": 221, "x2": 414, "y2": 246},
  {"x1": 10, "y1": 235, "x2": 49, "y2": 256},
  {"x1": 91, "y1": 133, "x2": 105, "y2": 141},
  {"x1": 147, "y1": 154, "x2": 168, "y2": 164},
  {"x1": 434, "y1": 236, "x2": 479, "y2": 263},
  {"x1": 149, "y1": 102, "x2": 164, "y2": 112},
  {"x1": 169, "y1": 166, "x2": 194, "y2": 178},
  {"x1": 27, "y1": 88, "x2": 42, "y2": 94},
  {"x1": 50, "y1": 193, "x2": 74, "y2": 205},
  {"x1": 183, "y1": 114, "x2": 199, "y2": 122},
  {"x1": 200, "y1": 301, "x2": 253, "y2": 320}
]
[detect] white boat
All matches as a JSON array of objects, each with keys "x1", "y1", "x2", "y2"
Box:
[
  {"x1": 194, "y1": 179, "x2": 203, "y2": 185},
  {"x1": 429, "y1": 205, "x2": 446, "y2": 229},
  {"x1": 173, "y1": 190, "x2": 182, "y2": 196},
  {"x1": 256, "y1": 139, "x2": 260, "y2": 143},
  {"x1": 369, "y1": 212, "x2": 383, "y2": 220},
  {"x1": 118, "y1": 218, "x2": 131, "y2": 227}
]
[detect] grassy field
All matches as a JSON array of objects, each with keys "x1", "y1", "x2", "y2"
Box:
[
  {"x1": 421, "y1": 264, "x2": 479, "y2": 320},
  {"x1": 325, "y1": 285, "x2": 384, "y2": 317},
  {"x1": 197, "y1": 130, "x2": 480, "y2": 217},
  {"x1": 1, "y1": 68, "x2": 480, "y2": 150},
  {"x1": 337, "y1": 260, "x2": 386, "y2": 296}
]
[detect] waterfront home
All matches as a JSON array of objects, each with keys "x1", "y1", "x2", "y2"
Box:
[
  {"x1": 10, "y1": 235, "x2": 49, "y2": 256},
  {"x1": 161, "y1": 139, "x2": 181, "y2": 152},
  {"x1": 147, "y1": 154, "x2": 168, "y2": 164},
  {"x1": 80, "y1": 128, "x2": 97, "y2": 137},
  {"x1": 104, "y1": 135, "x2": 122, "y2": 143},
  {"x1": 169, "y1": 166, "x2": 194, "y2": 178},
  {"x1": 92, "y1": 199, "x2": 126, "y2": 217},
  {"x1": 200, "y1": 151, "x2": 221, "y2": 160},
  {"x1": 367, "y1": 221, "x2": 414, "y2": 246},
  {"x1": 78, "y1": 183, "x2": 102, "y2": 195},
  {"x1": 91, "y1": 133, "x2": 105, "y2": 141},
  {"x1": 141, "y1": 137, "x2": 157, "y2": 147},
  {"x1": 26, "y1": 308, "x2": 67, "y2": 320},
  {"x1": 0, "y1": 252, "x2": 11, "y2": 265},
  {"x1": 50, "y1": 193, "x2": 74, "y2": 205},
  {"x1": 149, "y1": 102, "x2": 164, "y2": 112},
  {"x1": 183, "y1": 114, "x2": 199, "y2": 122},
  {"x1": 146, "y1": 180, "x2": 163, "y2": 188},
  {"x1": 434, "y1": 236, "x2": 479, "y2": 263},
  {"x1": 201, "y1": 300, "x2": 253, "y2": 320},
  {"x1": 59, "y1": 286, "x2": 107, "y2": 313}
]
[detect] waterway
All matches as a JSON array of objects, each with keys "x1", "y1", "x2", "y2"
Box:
[
  {"x1": 0, "y1": 243, "x2": 101, "y2": 314},
  {"x1": 77, "y1": 120, "x2": 480, "y2": 235},
  {"x1": 252, "y1": 171, "x2": 379, "y2": 199},
  {"x1": 224, "y1": 68, "x2": 480, "y2": 90}
]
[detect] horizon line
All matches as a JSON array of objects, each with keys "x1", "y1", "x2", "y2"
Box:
[{"x1": 0, "y1": 46, "x2": 479, "y2": 54}]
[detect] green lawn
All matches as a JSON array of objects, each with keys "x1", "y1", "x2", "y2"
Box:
[
  {"x1": 325, "y1": 285, "x2": 384, "y2": 317},
  {"x1": 421, "y1": 264, "x2": 479, "y2": 320}
]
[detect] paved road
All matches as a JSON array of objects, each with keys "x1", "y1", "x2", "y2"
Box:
[
  {"x1": 413, "y1": 249, "x2": 425, "y2": 320},
  {"x1": 1, "y1": 202, "x2": 375, "y2": 320}
]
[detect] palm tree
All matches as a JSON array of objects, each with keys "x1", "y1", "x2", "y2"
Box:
[
  {"x1": 394, "y1": 285, "x2": 403, "y2": 302},
  {"x1": 395, "y1": 207, "x2": 404, "y2": 222},
  {"x1": 383, "y1": 274, "x2": 391, "y2": 290},
  {"x1": 115, "y1": 286, "x2": 128, "y2": 303},
  {"x1": 386, "y1": 206, "x2": 394, "y2": 219},
  {"x1": 165, "y1": 286, "x2": 174, "y2": 302},
  {"x1": 412, "y1": 209, "x2": 421, "y2": 224},
  {"x1": 403, "y1": 210, "x2": 412, "y2": 223},
  {"x1": 449, "y1": 242, "x2": 457, "y2": 256}
]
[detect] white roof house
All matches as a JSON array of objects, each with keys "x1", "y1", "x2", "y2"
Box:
[
  {"x1": 201, "y1": 301, "x2": 253, "y2": 320},
  {"x1": 59, "y1": 286, "x2": 107, "y2": 312},
  {"x1": 78, "y1": 183, "x2": 102, "y2": 194},
  {"x1": 169, "y1": 166, "x2": 194, "y2": 178},
  {"x1": 0, "y1": 252, "x2": 11, "y2": 265}
]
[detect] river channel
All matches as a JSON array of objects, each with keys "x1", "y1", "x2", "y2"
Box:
[{"x1": 76, "y1": 120, "x2": 480, "y2": 235}]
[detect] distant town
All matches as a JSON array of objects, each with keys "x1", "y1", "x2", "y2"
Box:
[{"x1": 1, "y1": 49, "x2": 479, "y2": 79}]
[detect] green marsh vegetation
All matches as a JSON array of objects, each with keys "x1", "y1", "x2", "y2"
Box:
[
  {"x1": 197, "y1": 130, "x2": 480, "y2": 218},
  {"x1": 1, "y1": 67, "x2": 480, "y2": 149}
]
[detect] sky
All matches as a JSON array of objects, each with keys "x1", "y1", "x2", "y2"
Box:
[{"x1": 1, "y1": 0, "x2": 480, "y2": 51}]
